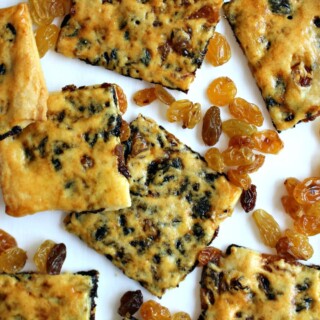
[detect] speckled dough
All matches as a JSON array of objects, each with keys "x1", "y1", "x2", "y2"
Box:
[
  {"x1": 0, "y1": 84, "x2": 131, "y2": 216},
  {"x1": 65, "y1": 115, "x2": 241, "y2": 297},
  {"x1": 0, "y1": 271, "x2": 98, "y2": 320},
  {"x1": 0, "y1": 3, "x2": 48, "y2": 138},
  {"x1": 56, "y1": 0, "x2": 223, "y2": 92},
  {"x1": 200, "y1": 245, "x2": 320, "y2": 319},
  {"x1": 223, "y1": 0, "x2": 320, "y2": 131}
]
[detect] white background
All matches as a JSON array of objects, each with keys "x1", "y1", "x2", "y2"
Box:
[{"x1": 1, "y1": 1, "x2": 320, "y2": 319}]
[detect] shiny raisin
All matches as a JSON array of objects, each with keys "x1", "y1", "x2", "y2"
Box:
[
  {"x1": 172, "y1": 312, "x2": 192, "y2": 320},
  {"x1": 115, "y1": 85, "x2": 128, "y2": 114},
  {"x1": 281, "y1": 195, "x2": 304, "y2": 220},
  {"x1": 202, "y1": 106, "x2": 222, "y2": 146},
  {"x1": 240, "y1": 184, "x2": 257, "y2": 212},
  {"x1": 140, "y1": 300, "x2": 171, "y2": 320},
  {"x1": 229, "y1": 97, "x2": 264, "y2": 126},
  {"x1": 237, "y1": 154, "x2": 265, "y2": 174},
  {"x1": 46, "y1": 243, "x2": 67, "y2": 275},
  {"x1": 0, "y1": 247, "x2": 27, "y2": 273},
  {"x1": 294, "y1": 215, "x2": 320, "y2": 236},
  {"x1": 197, "y1": 247, "x2": 221, "y2": 266},
  {"x1": 204, "y1": 148, "x2": 225, "y2": 172},
  {"x1": 0, "y1": 229, "x2": 17, "y2": 254},
  {"x1": 284, "y1": 229, "x2": 313, "y2": 260},
  {"x1": 252, "y1": 209, "x2": 281, "y2": 248},
  {"x1": 228, "y1": 135, "x2": 255, "y2": 149},
  {"x1": 221, "y1": 146, "x2": 255, "y2": 166},
  {"x1": 222, "y1": 119, "x2": 257, "y2": 137},
  {"x1": 305, "y1": 201, "x2": 320, "y2": 216},
  {"x1": 207, "y1": 77, "x2": 237, "y2": 106},
  {"x1": 120, "y1": 120, "x2": 131, "y2": 142},
  {"x1": 252, "y1": 130, "x2": 284, "y2": 154},
  {"x1": 293, "y1": 177, "x2": 320, "y2": 205},
  {"x1": 154, "y1": 85, "x2": 175, "y2": 105},
  {"x1": 33, "y1": 239, "x2": 56, "y2": 273},
  {"x1": 167, "y1": 100, "x2": 201, "y2": 129},
  {"x1": 133, "y1": 88, "x2": 157, "y2": 106},
  {"x1": 275, "y1": 237, "x2": 296, "y2": 261},
  {"x1": 284, "y1": 177, "x2": 300, "y2": 196},
  {"x1": 118, "y1": 290, "x2": 143, "y2": 317},
  {"x1": 227, "y1": 169, "x2": 251, "y2": 190},
  {"x1": 206, "y1": 32, "x2": 231, "y2": 67},
  {"x1": 189, "y1": 5, "x2": 219, "y2": 24},
  {"x1": 35, "y1": 24, "x2": 59, "y2": 58}
]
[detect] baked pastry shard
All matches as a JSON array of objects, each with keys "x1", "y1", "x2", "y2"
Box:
[
  {"x1": 0, "y1": 3, "x2": 48, "y2": 139},
  {"x1": 0, "y1": 270, "x2": 98, "y2": 320},
  {"x1": 223, "y1": 0, "x2": 320, "y2": 131},
  {"x1": 200, "y1": 245, "x2": 320, "y2": 319},
  {"x1": 0, "y1": 84, "x2": 131, "y2": 217},
  {"x1": 56, "y1": 0, "x2": 223, "y2": 92},
  {"x1": 65, "y1": 115, "x2": 241, "y2": 297}
]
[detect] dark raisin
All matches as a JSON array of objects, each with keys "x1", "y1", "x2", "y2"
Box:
[
  {"x1": 51, "y1": 158, "x2": 62, "y2": 171},
  {"x1": 114, "y1": 144, "x2": 130, "y2": 178},
  {"x1": 111, "y1": 49, "x2": 118, "y2": 60},
  {"x1": 0, "y1": 64, "x2": 6, "y2": 75},
  {"x1": 153, "y1": 254, "x2": 161, "y2": 264},
  {"x1": 193, "y1": 223, "x2": 205, "y2": 239},
  {"x1": 296, "y1": 279, "x2": 310, "y2": 292},
  {"x1": 176, "y1": 239, "x2": 185, "y2": 254},
  {"x1": 95, "y1": 226, "x2": 107, "y2": 241},
  {"x1": 314, "y1": 16, "x2": 320, "y2": 28},
  {"x1": 57, "y1": 110, "x2": 66, "y2": 122},
  {"x1": 46, "y1": 243, "x2": 67, "y2": 275},
  {"x1": 140, "y1": 49, "x2": 151, "y2": 66},
  {"x1": 158, "y1": 43, "x2": 170, "y2": 61},
  {"x1": 6, "y1": 23, "x2": 16, "y2": 36},
  {"x1": 124, "y1": 30, "x2": 130, "y2": 40},
  {"x1": 284, "y1": 113, "x2": 295, "y2": 122},
  {"x1": 192, "y1": 197, "x2": 211, "y2": 219},
  {"x1": 81, "y1": 155, "x2": 94, "y2": 169},
  {"x1": 118, "y1": 290, "x2": 143, "y2": 317},
  {"x1": 84, "y1": 132, "x2": 98, "y2": 148},
  {"x1": 265, "y1": 97, "x2": 278, "y2": 108},
  {"x1": 268, "y1": 0, "x2": 292, "y2": 15},
  {"x1": 171, "y1": 158, "x2": 183, "y2": 169},
  {"x1": 240, "y1": 184, "x2": 257, "y2": 212},
  {"x1": 258, "y1": 274, "x2": 276, "y2": 300},
  {"x1": 296, "y1": 297, "x2": 313, "y2": 312},
  {"x1": 230, "y1": 278, "x2": 249, "y2": 291},
  {"x1": 38, "y1": 137, "x2": 48, "y2": 158},
  {"x1": 64, "y1": 181, "x2": 74, "y2": 189}
]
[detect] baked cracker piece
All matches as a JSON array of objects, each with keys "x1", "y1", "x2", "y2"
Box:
[
  {"x1": 65, "y1": 115, "x2": 241, "y2": 297},
  {"x1": 56, "y1": 0, "x2": 223, "y2": 92},
  {"x1": 200, "y1": 245, "x2": 320, "y2": 319},
  {"x1": 0, "y1": 270, "x2": 98, "y2": 320},
  {"x1": 0, "y1": 84, "x2": 131, "y2": 217},
  {"x1": 223, "y1": 0, "x2": 320, "y2": 131},
  {"x1": 0, "y1": 3, "x2": 48, "y2": 139}
]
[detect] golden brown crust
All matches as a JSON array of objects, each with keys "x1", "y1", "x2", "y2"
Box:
[
  {"x1": 56, "y1": 0, "x2": 223, "y2": 92},
  {"x1": 0, "y1": 3, "x2": 47, "y2": 137},
  {"x1": 0, "y1": 84, "x2": 131, "y2": 217},
  {"x1": 223, "y1": 0, "x2": 320, "y2": 131}
]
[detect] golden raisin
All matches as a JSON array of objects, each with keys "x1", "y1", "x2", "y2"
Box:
[
  {"x1": 33, "y1": 240, "x2": 56, "y2": 273},
  {"x1": 281, "y1": 195, "x2": 304, "y2": 220},
  {"x1": 294, "y1": 215, "x2": 320, "y2": 236},
  {"x1": 133, "y1": 88, "x2": 157, "y2": 106},
  {"x1": 206, "y1": 32, "x2": 231, "y2": 67},
  {"x1": 228, "y1": 135, "x2": 255, "y2": 149},
  {"x1": 154, "y1": 85, "x2": 175, "y2": 105},
  {"x1": 284, "y1": 177, "x2": 300, "y2": 196},
  {"x1": 204, "y1": 148, "x2": 225, "y2": 172},
  {"x1": 207, "y1": 77, "x2": 237, "y2": 106},
  {"x1": 293, "y1": 177, "x2": 320, "y2": 205},
  {"x1": 252, "y1": 209, "x2": 281, "y2": 248},
  {"x1": 140, "y1": 300, "x2": 171, "y2": 320},
  {"x1": 172, "y1": 312, "x2": 192, "y2": 320},
  {"x1": 305, "y1": 201, "x2": 320, "y2": 217},
  {"x1": 237, "y1": 154, "x2": 265, "y2": 174},
  {"x1": 227, "y1": 169, "x2": 251, "y2": 190},
  {"x1": 284, "y1": 229, "x2": 313, "y2": 260},
  {"x1": 229, "y1": 97, "x2": 264, "y2": 126},
  {"x1": 221, "y1": 146, "x2": 255, "y2": 166},
  {"x1": 120, "y1": 120, "x2": 131, "y2": 142},
  {"x1": 197, "y1": 247, "x2": 221, "y2": 267},
  {"x1": 222, "y1": 119, "x2": 257, "y2": 137},
  {"x1": 115, "y1": 85, "x2": 128, "y2": 114},
  {"x1": 167, "y1": 100, "x2": 201, "y2": 129},
  {"x1": 0, "y1": 229, "x2": 17, "y2": 254},
  {"x1": 35, "y1": 24, "x2": 59, "y2": 58},
  {"x1": 202, "y1": 106, "x2": 222, "y2": 146},
  {"x1": 0, "y1": 247, "x2": 27, "y2": 273},
  {"x1": 252, "y1": 130, "x2": 284, "y2": 154}
]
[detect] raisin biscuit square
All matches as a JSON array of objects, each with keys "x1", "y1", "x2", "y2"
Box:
[
  {"x1": 0, "y1": 84, "x2": 131, "y2": 217},
  {"x1": 223, "y1": 0, "x2": 320, "y2": 131},
  {"x1": 65, "y1": 115, "x2": 241, "y2": 297},
  {"x1": 0, "y1": 3, "x2": 48, "y2": 139},
  {"x1": 56, "y1": 0, "x2": 223, "y2": 92},
  {"x1": 0, "y1": 271, "x2": 98, "y2": 320},
  {"x1": 200, "y1": 245, "x2": 320, "y2": 319}
]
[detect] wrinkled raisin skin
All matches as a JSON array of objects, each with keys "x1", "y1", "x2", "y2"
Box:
[
  {"x1": 202, "y1": 106, "x2": 222, "y2": 146},
  {"x1": 240, "y1": 184, "x2": 257, "y2": 212},
  {"x1": 46, "y1": 243, "x2": 67, "y2": 275},
  {"x1": 118, "y1": 290, "x2": 143, "y2": 317}
]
